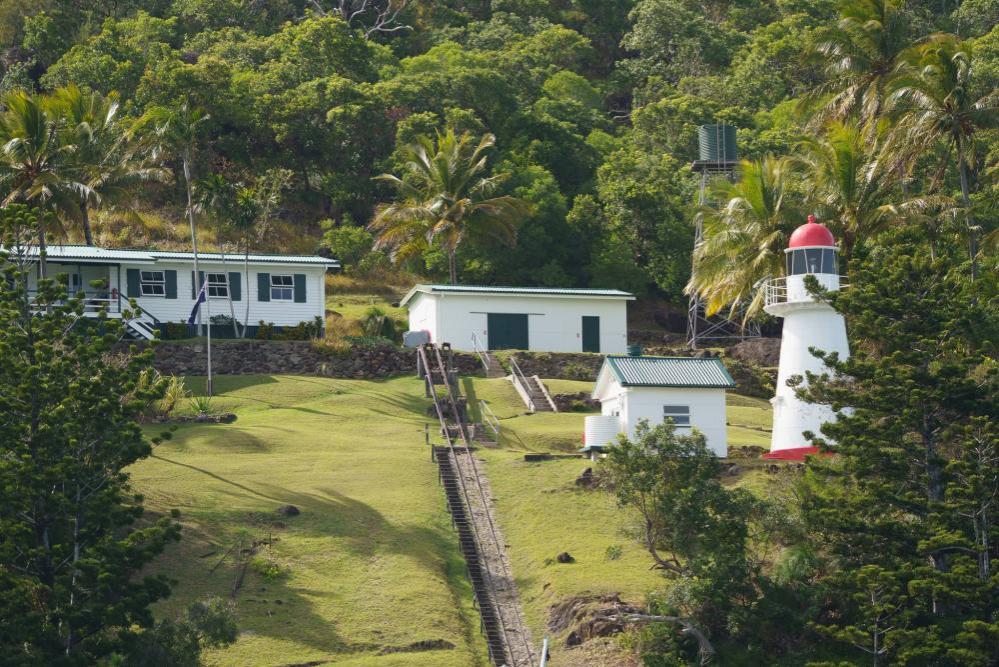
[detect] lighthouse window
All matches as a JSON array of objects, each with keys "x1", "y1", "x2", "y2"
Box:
[
  {"x1": 663, "y1": 405, "x2": 690, "y2": 427},
  {"x1": 791, "y1": 249, "x2": 807, "y2": 275},
  {"x1": 805, "y1": 248, "x2": 823, "y2": 273},
  {"x1": 822, "y1": 249, "x2": 838, "y2": 274}
]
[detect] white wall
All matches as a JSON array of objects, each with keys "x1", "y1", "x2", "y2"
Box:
[
  {"x1": 409, "y1": 292, "x2": 629, "y2": 353},
  {"x1": 616, "y1": 385, "x2": 728, "y2": 457},
  {"x1": 35, "y1": 260, "x2": 328, "y2": 328}
]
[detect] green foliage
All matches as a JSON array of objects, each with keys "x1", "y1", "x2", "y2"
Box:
[
  {"x1": 320, "y1": 220, "x2": 375, "y2": 269},
  {"x1": 189, "y1": 395, "x2": 215, "y2": 415},
  {"x1": 115, "y1": 597, "x2": 239, "y2": 667},
  {"x1": 799, "y1": 246, "x2": 999, "y2": 664},
  {"x1": 0, "y1": 206, "x2": 181, "y2": 662},
  {"x1": 358, "y1": 305, "x2": 399, "y2": 341}
]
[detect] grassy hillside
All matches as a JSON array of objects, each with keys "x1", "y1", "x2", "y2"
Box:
[
  {"x1": 131, "y1": 372, "x2": 774, "y2": 666},
  {"x1": 132, "y1": 375, "x2": 487, "y2": 667}
]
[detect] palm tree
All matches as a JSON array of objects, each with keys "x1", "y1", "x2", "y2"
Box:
[
  {"x1": 0, "y1": 91, "x2": 91, "y2": 277},
  {"x1": 798, "y1": 121, "x2": 916, "y2": 263},
  {"x1": 131, "y1": 103, "x2": 210, "y2": 329},
  {"x1": 805, "y1": 0, "x2": 911, "y2": 127},
  {"x1": 370, "y1": 129, "x2": 528, "y2": 284},
  {"x1": 49, "y1": 85, "x2": 163, "y2": 246},
  {"x1": 686, "y1": 156, "x2": 806, "y2": 319},
  {"x1": 888, "y1": 34, "x2": 999, "y2": 274}
]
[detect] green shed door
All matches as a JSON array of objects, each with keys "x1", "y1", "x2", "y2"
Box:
[
  {"x1": 487, "y1": 313, "x2": 529, "y2": 350},
  {"x1": 582, "y1": 316, "x2": 600, "y2": 353}
]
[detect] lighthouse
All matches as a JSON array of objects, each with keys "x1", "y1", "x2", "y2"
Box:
[{"x1": 763, "y1": 216, "x2": 849, "y2": 460}]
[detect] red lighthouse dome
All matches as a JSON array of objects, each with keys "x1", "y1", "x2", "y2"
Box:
[{"x1": 789, "y1": 215, "x2": 836, "y2": 248}]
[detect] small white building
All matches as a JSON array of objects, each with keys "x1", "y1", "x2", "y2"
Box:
[
  {"x1": 401, "y1": 284, "x2": 634, "y2": 353},
  {"x1": 590, "y1": 355, "x2": 736, "y2": 457},
  {"x1": 13, "y1": 244, "x2": 338, "y2": 339}
]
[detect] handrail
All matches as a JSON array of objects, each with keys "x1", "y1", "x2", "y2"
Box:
[
  {"x1": 470, "y1": 332, "x2": 490, "y2": 372},
  {"x1": 425, "y1": 344, "x2": 536, "y2": 666},
  {"x1": 762, "y1": 275, "x2": 848, "y2": 307},
  {"x1": 479, "y1": 400, "x2": 500, "y2": 438},
  {"x1": 531, "y1": 374, "x2": 558, "y2": 413},
  {"x1": 508, "y1": 356, "x2": 536, "y2": 412},
  {"x1": 418, "y1": 345, "x2": 515, "y2": 666}
]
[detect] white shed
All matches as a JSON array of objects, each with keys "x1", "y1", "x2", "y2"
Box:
[
  {"x1": 401, "y1": 284, "x2": 634, "y2": 353},
  {"x1": 590, "y1": 355, "x2": 735, "y2": 457}
]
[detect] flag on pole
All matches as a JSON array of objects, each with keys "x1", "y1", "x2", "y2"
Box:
[{"x1": 188, "y1": 280, "x2": 207, "y2": 325}]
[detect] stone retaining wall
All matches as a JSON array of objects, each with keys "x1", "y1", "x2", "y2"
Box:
[
  {"x1": 134, "y1": 341, "x2": 774, "y2": 396},
  {"x1": 133, "y1": 340, "x2": 481, "y2": 379}
]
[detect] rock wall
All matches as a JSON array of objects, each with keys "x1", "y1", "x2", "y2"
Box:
[{"x1": 133, "y1": 340, "x2": 482, "y2": 379}]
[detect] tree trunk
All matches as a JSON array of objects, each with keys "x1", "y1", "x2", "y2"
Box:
[
  {"x1": 81, "y1": 206, "x2": 94, "y2": 246},
  {"x1": 37, "y1": 224, "x2": 47, "y2": 280},
  {"x1": 957, "y1": 149, "x2": 977, "y2": 279},
  {"x1": 448, "y1": 250, "x2": 457, "y2": 285}
]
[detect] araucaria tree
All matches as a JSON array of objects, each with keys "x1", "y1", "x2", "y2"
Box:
[
  {"x1": 799, "y1": 247, "x2": 999, "y2": 664},
  {"x1": 0, "y1": 206, "x2": 181, "y2": 663},
  {"x1": 370, "y1": 129, "x2": 528, "y2": 284}
]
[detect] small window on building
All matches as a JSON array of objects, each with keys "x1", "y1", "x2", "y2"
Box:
[
  {"x1": 140, "y1": 270, "x2": 165, "y2": 296},
  {"x1": 270, "y1": 274, "x2": 293, "y2": 301},
  {"x1": 663, "y1": 405, "x2": 690, "y2": 427},
  {"x1": 207, "y1": 273, "x2": 228, "y2": 298}
]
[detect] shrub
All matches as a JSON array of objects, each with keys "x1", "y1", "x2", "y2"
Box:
[
  {"x1": 250, "y1": 556, "x2": 289, "y2": 581},
  {"x1": 163, "y1": 321, "x2": 190, "y2": 339},
  {"x1": 605, "y1": 544, "x2": 623, "y2": 561},
  {"x1": 319, "y1": 219, "x2": 374, "y2": 270},
  {"x1": 189, "y1": 396, "x2": 214, "y2": 415},
  {"x1": 359, "y1": 306, "x2": 398, "y2": 341},
  {"x1": 562, "y1": 361, "x2": 594, "y2": 381}
]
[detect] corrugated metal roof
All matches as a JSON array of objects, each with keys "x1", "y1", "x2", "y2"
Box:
[
  {"x1": 401, "y1": 283, "x2": 634, "y2": 305},
  {"x1": 605, "y1": 355, "x2": 735, "y2": 388},
  {"x1": 3, "y1": 244, "x2": 339, "y2": 267},
  {"x1": 151, "y1": 250, "x2": 339, "y2": 266}
]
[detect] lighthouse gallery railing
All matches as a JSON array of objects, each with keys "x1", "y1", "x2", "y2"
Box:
[{"x1": 762, "y1": 275, "x2": 848, "y2": 308}]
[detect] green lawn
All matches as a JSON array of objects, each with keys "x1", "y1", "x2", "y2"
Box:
[{"x1": 132, "y1": 375, "x2": 487, "y2": 667}]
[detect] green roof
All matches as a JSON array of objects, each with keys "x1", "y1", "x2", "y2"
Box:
[
  {"x1": 604, "y1": 355, "x2": 735, "y2": 388},
  {"x1": 3, "y1": 244, "x2": 339, "y2": 267},
  {"x1": 401, "y1": 283, "x2": 634, "y2": 306}
]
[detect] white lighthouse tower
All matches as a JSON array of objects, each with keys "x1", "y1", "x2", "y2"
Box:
[{"x1": 763, "y1": 216, "x2": 849, "y2": 460}]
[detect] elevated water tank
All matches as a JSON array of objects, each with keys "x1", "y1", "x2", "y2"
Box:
[
  {"x1": 698, "y1": 124, "x2": 738, "y2": 162},
  {"x1": 584, "y1": 415, "x2": 621, "y2": 450}
]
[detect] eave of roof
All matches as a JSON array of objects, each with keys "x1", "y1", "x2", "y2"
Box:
[
  {"x1": 603, "y1": 355, "x2": 736, "y2": 389},
  {"x1": 400, "y1": 283, "x2": 635, "y2": 306},
  {"x1": 2, "y1": 244, "x2": 339, "y2": 267}
]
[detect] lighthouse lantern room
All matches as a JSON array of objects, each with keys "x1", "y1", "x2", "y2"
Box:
[{"x1": 763, "y1": 216, "x2": 849, "y2": 461}]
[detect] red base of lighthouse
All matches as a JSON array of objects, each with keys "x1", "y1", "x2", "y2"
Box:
[{"x1": 763, "y1": 446, "x2": 821, "y2": 462}]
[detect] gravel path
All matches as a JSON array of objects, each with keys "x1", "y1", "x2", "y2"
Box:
[{"x1": 452, "y1": 449, "x2": 536, "y2": 667}]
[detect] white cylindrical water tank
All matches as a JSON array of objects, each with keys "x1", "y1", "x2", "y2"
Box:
[{"x1": 584, "y1": 415, "x2": 621, "y2": 449}]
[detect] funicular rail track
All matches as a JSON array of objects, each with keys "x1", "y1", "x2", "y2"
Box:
[{"x1": 418, "y1": 344, "x2": 536, "y2": 667}]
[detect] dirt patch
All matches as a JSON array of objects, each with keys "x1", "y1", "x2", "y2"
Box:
[
  {"x1": 728, "y1": 337, "x2": 781, "y2": 366},
  {"x1": 378, "y1": 638, "x2": 455, "y2": 654},
  {"x1": 548, "y1": 593, "x2": 643, "y2": 641}
]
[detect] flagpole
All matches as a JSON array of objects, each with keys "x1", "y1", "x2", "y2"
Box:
[{"x1": 206, "y1": 280, "x2": 213, "y2": 397}]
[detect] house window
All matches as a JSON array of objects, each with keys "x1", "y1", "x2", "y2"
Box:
[
  {"x1": 207, "y1": 273, "x2": 228, "y2": 298},
  {"x1": 270, "y1": 274, "x2": 293, "y2": 301},
  {"x1": 663, "y1": 405, "x2": 690, "y2": 427},
  {"x1": 140, "y1": 271, "x2": 165, "y2": 296}
]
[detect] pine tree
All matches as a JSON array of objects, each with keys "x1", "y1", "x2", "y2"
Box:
[
  {"x1": 0, "y1": 205, "x2": 181, "y2": 664},
  {"x1": 798, "y1": 244, "x2": 998, "y2": 664}
]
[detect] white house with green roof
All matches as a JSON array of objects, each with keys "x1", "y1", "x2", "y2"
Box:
[
  {"x1": 591, "y1": 355, "x2": 736, "y2": 456},
  {"x1": 10, "y1": 244, "x2": 339, "y2": 339},
  {"x1": 400, "y1": 284, "x2": 634, "y2": 354}
]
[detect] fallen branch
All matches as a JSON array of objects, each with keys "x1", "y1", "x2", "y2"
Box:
[{"x1": 612, "y1": 614, "x2": 716, "y2": 665}]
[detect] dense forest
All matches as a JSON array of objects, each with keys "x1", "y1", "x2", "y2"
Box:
[{"x1": 1, "y1": 0, "x2": 994, "y2": 304}]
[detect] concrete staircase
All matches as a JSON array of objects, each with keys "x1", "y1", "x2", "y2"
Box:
[
  {"x1": 524, "y1": 376, "x2": 555, "y2": 412},
  {"x1": 435, "y1": 446, "x2": 509, "y2": 665},
  {"x1": 481, "y1": 351, "x2": 507, "y2": 378}
]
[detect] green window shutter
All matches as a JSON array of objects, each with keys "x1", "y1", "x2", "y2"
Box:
[
  {"x1": 228, "y1": 272, "x2": 241, "y2": 301},
  {"x1": 293, "y1": 273, "x2": 306, "y2": 303},
  {"x1": 165, "y1": 270, "x2": 177, "y2": 299},
  {"x1": 126, "y1": 269, "x2": 140, "y2": 297},
  {"x1": 257, "y1": 272, "x2": 270, "y2": 302}
]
